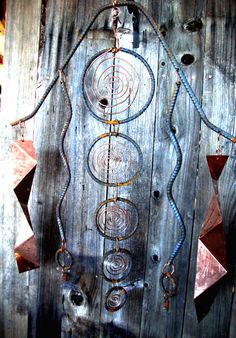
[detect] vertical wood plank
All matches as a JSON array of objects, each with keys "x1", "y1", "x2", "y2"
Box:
[
  {"x1": 0, "y1": 1, "x2": 41, "y2": 338},
  {"x1": 140, "y1": 0, "x2": 206, "y2": 337},
  {"x1": 183, "y1": 0, "x2": 236, "y2": 337},
  {"x1": 1, "y1": 1, "x2": 235, "y2": 337}
]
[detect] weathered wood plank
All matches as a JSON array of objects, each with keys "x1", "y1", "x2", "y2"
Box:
[
  {"x1": 140, "y1": 0, "x2": 206, "y2": 337},
  {"x1": 1, "y1": 1, "x2": 235, "y2": 337},
  {"x1": 183, "y1": 0, "x2": 236, "y2": 337},
  {"x1": 0, "y1": 1, "x2": 41, "y2": 338}
]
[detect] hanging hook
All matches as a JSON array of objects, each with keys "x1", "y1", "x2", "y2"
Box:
[
  {"x1": 58, "y1": 69, "x2": 66, "y2": 84},
  {"x1": 19, "y1": 121, "x2": 25, "y2": 142},
  {"x1": 160, "y1": 260, "x2": 177, "y2": 310},
  {"x1": 111, "y1": 1, "x2": 121, "y2": 50},
  {"x1": 216, "y1": 131, "x2": 222, "y2": 155}
]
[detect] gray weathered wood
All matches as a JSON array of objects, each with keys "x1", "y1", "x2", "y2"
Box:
[
  {"x1": 0, "y1": 1, "x2": 41, "y2": 338},
  {"x1": 1, "y1": 1, "x2": 235, "y2": 337},
  {"x1": 183, "y1": 1, "x2": 236, "y2": 337}
]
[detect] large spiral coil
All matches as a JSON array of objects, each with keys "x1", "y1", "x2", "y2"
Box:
[{"x1": 82, "y1": 47, "x2": 155, "y2": 124}]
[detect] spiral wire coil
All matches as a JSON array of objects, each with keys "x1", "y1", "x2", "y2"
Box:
[
  {"x1": 87, "y1": 132, "x2": 143, "y2": 187},
  {"x1": 95, "y1": 197, "x2": 139, "y2": 240},
  {"x1": 82, "y1": 47, "x2": 155, "y2": 124},
  {"x1": 103, "y1": 248, "x2": 132, "y2": 282}
]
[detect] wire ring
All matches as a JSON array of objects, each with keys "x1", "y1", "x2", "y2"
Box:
[
  {"x1": 87, "y1": 132, "x2": 143, "y2": 187},
  {"x1": 95, "y1": 197, "x2": 139, "y2": 240},
  {"x1": 55, "y1": 247, "x2": 73, "y2": 271},
  {"x1": 162, "y1": 261, "x2": 175, "y2": 275},
  {"x1": 82, "y1": 47, "x2": 155, "y2": 124},
  {"x1": 102, "y1": 248, "x2": 132, "y2": 282},
  {"x1": 160, "y1": 272, "x2": 177, "y2": 298},
  {"x1": 105, "y1": 286, "x2": 128, "y2": 312}
]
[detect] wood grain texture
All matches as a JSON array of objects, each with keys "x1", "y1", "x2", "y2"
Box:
[
  {"x1": 183, "y1": 0, "x2": 236, "y2": 337},
  {"x1": 0, "y1": 1, "x2": 41, "y2": 338},
  {"x1": 1, "y1": 1, "x2": 235, "y2": 338},
  {"x1": 140, "y1": 0, "x2": 205, "y2": 337}
]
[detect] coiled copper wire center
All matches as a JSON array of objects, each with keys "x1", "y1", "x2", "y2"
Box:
[
  {"x1": 84, "y1": 50, "x2": 140, "y2": 116},
  {"x1": 87, "y1": 133, "x2": 143, "y2": 186},
  {"x1": 95, "y1": 197, "x2": 138, "y2": 240},
  {"x1": 103, "y1": 249, "x2": 132, "y2": 282},
  {"x1": 105, "y1": 286, "x2": 128, "y2": 312}
]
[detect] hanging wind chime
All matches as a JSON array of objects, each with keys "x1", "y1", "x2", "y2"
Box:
[
  {"x1": 82, "y1": 1, "x2": 154, "y2": 310},
  {"x1": 10, "y1": 0, "x2": 235, "y2": 318}
]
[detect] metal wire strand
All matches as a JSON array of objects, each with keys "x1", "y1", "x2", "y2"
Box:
[
  {"x1": 165, "y1": 81, "x2": 186, "y2": 265},
  {"x1": 10, "y1": 2, "x2": 236, "y2": 144},
  {"x1": 55, "y1": 73, "x2": 73, "y2": 243}
]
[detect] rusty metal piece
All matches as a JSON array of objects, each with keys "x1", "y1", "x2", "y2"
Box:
[
  {"x1": 12, "y1": 140, "x2": 39, "y2": 272},
  {"x1": 194, "y1": 155, "x2": 228, "y2": 321},
  {"x1": 206, "y1": 155, "x2": 228, "y2": 181}
]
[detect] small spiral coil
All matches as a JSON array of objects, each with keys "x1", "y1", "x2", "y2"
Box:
[
  {"x1": 105, "y1": 286, "x2": 128, "y2": 312},
  {"x1": 87, "y1": 132, "x2": 143, "y2": 186},
  {"x1": 95, "y1": 197, "x2": 138, "y2": 240},
  {"x1": 103, "y1": 248, "x2": 132, "y2": 282}
]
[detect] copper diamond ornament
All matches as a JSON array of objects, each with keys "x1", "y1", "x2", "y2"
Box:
[
  {"x1": 194, "y1": 155, "x2": 228, "y2": 321},
  {"x1": 12, "y1": 140, "x2": 39, "y2": 272}
]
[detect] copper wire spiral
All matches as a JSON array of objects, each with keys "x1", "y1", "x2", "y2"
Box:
[
  {"x1": 95, "y1": 197, "x2": 138, "y2": 240},
  {"x1": 84, "y1": 49, "x2": 139, "y2": 114},
  {"x1": 92, "y1": 139, "x2": 131, "y2": 182},
  {"x1": 87, "y1": 132, "x2": 143, "y2": 186},
  {"x1": 105, "y1": 286, "x2": 128, "y2": 312},
  {"x1": 103, "y1": 248, "x2": 132, "y2": 282},
  {"x1": 82, "y1": 48, "x2": 155, "y2": 124}
]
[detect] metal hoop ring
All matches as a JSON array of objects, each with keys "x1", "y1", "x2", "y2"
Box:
[
  {"x1": 82, "y1": 47, "x2": 155, "y2": 124},
  {"x1": 95, "y1": 197, "x2": 139, "y2": 240},
  {"x1": 160, "y1": 272, "x2": 177, "y2": 297},
  {"x1": 102, "y1": 248, "x2": 132, "y2": 282},
  {"x1": 87, "y1": 132, "x2": 143, "y2": 187},
  {"x1": 105, "y1": 286, "x2": 128, "y2": 312},
  {"x1": 55, "y1": 247, "x2": 73, "y2": 271}
]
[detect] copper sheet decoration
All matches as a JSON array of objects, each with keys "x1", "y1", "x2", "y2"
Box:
[
  {"x1": 12, "y1": 140, "x2": 39, "y2": 273},
  {"x1": 194, "y1": 155, "x2": 228, "y2": 321}
]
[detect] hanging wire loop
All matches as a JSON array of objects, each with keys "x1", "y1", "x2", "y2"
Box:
[
  {"x1": 10, "y1": 2, "x2": 236, "y2": 143},
  {"x1": 160, "y1": 260, "x2": 177, "y2": 310},
  {"x1": 216, "y1": 131, "x2": 222, "y2": 155}
]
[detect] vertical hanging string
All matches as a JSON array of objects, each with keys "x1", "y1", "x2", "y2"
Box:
[{"x1": 55, "y1": 70, "x2": 73, "y2": 280}]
